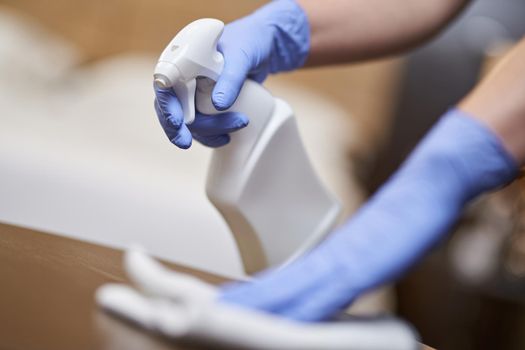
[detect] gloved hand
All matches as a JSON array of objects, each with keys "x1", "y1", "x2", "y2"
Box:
[
  {"x1": 219, "y1": 108, "x2": 518, "y2": 321},
  {"x1": 154, "y1": 0, "x2": 310, "y2": 148},
  {"x1": 154, "y1": 85, "x2": 249, "y2": 148},
  {"x1": 96, "y1": 249, "x2": 418, "y2": 350}
]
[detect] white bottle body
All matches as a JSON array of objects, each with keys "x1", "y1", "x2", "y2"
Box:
[
  {"x1": 197, "y1": 79, "x2": 341, "y2": 273},
  {"x1": 155, "y1": 18, "x2": 341, "y2": 274}
]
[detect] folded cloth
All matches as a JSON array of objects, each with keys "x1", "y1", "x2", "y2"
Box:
[{"x1": 96, "y1": 249, "x2": 418, "y2": 350}]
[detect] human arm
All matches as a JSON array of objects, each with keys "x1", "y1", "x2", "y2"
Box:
[
  {"x1": 155, "y1": 0, "x2": 471, "y2": 148},
  {"x1": 299, "y1": 0, "x2": 471, "y2": 65},
  {"x1": 460, "y1": 38, "x2": 525, "y2": 163}
]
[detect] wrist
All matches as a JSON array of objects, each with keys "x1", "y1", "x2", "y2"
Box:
[
  {"x1": 406, "y1": 108, "x2": 518, "y2": 201},
  {"x1": 458, "y1": 40, "x2": 525, "y2": 165},
  {"x1": 251, "y1": 0, "x2": 310, "y2": 73},
  {"x1": 459, "y1": 98, "x2": 525, "y2": 165}
]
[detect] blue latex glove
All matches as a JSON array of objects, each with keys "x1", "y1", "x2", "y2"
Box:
[
  {"x1": 154, "y1": 0, "x2": 310, "y2": 148},
  {"x1": 219, "y1": 109, "x2": 518, "y2": 321},
  {"x1": 154, "y1": 86, "x2": 249, "y2": 148}
]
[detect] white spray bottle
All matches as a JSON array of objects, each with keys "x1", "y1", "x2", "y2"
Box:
[{"x1": 154, "y1": 19, "x2": 341, "y2": 274}]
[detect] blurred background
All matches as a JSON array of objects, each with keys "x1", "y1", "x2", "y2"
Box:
[{"x1": 1, "y1": 0, "x2": 525, "y2": 349}]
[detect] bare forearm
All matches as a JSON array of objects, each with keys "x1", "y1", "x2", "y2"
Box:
[
  {"x1": 460, "y1": 38, "x2": 525, "y2": 164},
  {"x1": 297, "y1": 0, "x2": 471, "y2": 66}
]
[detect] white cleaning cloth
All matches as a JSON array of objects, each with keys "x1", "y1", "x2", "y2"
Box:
[{"x1": 96, "y1": 249, "x2": 418, "y2": 349}]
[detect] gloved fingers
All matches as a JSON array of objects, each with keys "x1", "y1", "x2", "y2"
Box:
[
  {"x1": 219, "y1": 256, "x2": 339, "y2": 317},
  {"x1": 189, "y1": 112, "x2": 249, "y2": 137},
  {"x1": 124, "y1": 249, "x2": 217, "y2": 302},
  {"x1": 212, "y1": 47, "x2": 252, "y2": 111},
  {"x1": 192, "y1": 134, "x2": 231, "y2": 148},
  {"x1": 219, "y1": 278, "x2": 292, "y2": 313},
  {"x1": 273, "y1": 286, "x2": 353, "y2": 322},
  {"x1": 154, "y1": 99, "x2": 192, "y2": 149},
  {"x1": 154, "y1": 86, "x2": 184, "y2": 129},
  {"x1": 96, "y1": 283, "x2": 194, "y2": 337},
  {"x1": 248, "y1": 67, "x2": 269, "y2": 84}
]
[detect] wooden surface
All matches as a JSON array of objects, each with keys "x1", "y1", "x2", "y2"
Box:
[
  {"x1": 0, "y1": 222, "x2": 227, "y2": 350},
  {"x1": 0, "y1": 222, "x2": 434, "y2": 350}
]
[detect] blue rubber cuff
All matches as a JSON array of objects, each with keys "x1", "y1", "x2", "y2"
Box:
[
  {"x1": 402, "y1": 108, "x2": 518, "y2": 203},
  {"x1": 252, "y1": 0, "x2": 310, "y2": 73}
]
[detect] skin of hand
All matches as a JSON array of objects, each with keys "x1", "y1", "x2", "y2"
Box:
[
  {"x1": 297, "y1": 0, "x2": 471, "y2": 65},
  {"x1": 460, "y1": 38, "x2": 525, "y2": 164}
]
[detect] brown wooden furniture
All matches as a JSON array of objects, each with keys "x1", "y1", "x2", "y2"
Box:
[
  {"x1": 0, "y1": 222, "x2": 433, "y2": 349},
  {"x1": 0, "y1": 222, "x2": 227, "y2": 350}
]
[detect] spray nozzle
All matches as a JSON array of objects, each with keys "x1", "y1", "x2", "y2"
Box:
[
  {"x1": 153, "y1": 75, "x2": 173, "y2": 90},
  {"x1": 154, "y1": 18, "x2": 225, "y2": 124}
]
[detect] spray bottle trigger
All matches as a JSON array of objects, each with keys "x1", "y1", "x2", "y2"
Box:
[{"x1": 172, "y1": 78, "x2": 197, "y2": 124}]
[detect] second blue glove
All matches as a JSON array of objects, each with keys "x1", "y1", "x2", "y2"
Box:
[{"x1": 218, "y1": 109, "x2": 518, "y2": 321}]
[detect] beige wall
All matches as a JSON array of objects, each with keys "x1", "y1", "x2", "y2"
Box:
[{"x1": 2, "y1": 0, "x2": 404, "y2": 182}]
